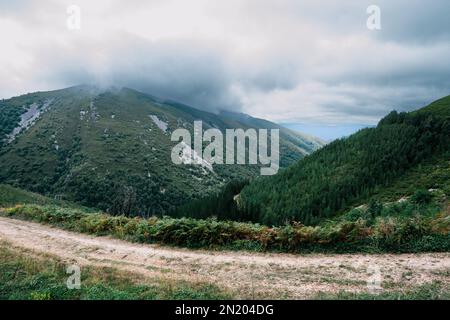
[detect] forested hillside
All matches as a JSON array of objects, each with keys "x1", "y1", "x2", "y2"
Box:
[
  {"x1": 0, "y1": 85, "x2": 323, "y2": 216},
  {"x1": 238, "y1": 96, "x2": 450, "y2": 225}
]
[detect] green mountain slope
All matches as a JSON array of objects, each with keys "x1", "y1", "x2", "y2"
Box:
[
  {"x1": 239, "y1": 95, "x2": 450, "y2": 225},
  {"x1": 0, "y1": 85, "x2": 323, "y2": 215},
  {"x1": 218, "y1": 111, "x2": 325, "y2": 166}
]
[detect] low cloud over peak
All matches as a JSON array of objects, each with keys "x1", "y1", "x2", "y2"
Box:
[{"x1": 1, "y1": 0, "x2": 449, "y2": 126}]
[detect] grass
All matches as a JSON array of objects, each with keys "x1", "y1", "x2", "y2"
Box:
[
  {"x1": 0, "y1": 241, "x2": 231, "y2": 300},
  {"x1": 1, "y1": 194, "x2": 449, "y2": 254},
  {"x1": 0, "y1": 184, "x2": 448, "y2": 254},
  {"x1": 0, "y1": 184, "x2": 87, "y2": 209},
  {"x1": 1, "y1": 241, "x2": 448, "y2": 301},
  {"x1": 316, "y1": 282, "x2": 450, "y2": 300}
]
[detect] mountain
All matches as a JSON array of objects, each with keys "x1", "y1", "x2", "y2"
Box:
[
  {"x1": 218, "y1": 110, "x2": 325, "y2": 166},
  {"x1": 238, "y1": 95, "x2": 450, "y2": 225},
  {"x1": 0, "y1": 85, "x2": 324, "y2": 215}
]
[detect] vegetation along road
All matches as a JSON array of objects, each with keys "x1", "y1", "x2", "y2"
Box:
[{"x1": 0, "y1": 216, "x2": 448, "y2": 299}]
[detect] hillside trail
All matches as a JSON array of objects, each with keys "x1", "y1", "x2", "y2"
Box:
[{"x1": 0, "y1": 216, "x2": 448, "y2": 299}]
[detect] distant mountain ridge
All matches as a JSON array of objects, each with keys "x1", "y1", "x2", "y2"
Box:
[{"x1": 0, "y1": 85, "x2": 324, "y2": 215}]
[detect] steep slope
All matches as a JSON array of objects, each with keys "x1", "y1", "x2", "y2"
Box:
[
  {"x1": 239, "y1": 95, "x2": 450, "y2": 225},
  {"x1": 218, "y1": 111, "x2": 325, "y2": 167},
  {"x1": 0, "y1": 85, "x2": 323, "y2": 215}
]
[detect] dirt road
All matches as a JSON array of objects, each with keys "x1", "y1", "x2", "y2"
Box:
[{"x1": 0, "y1": 216, "x2": 448, "y2": 299}]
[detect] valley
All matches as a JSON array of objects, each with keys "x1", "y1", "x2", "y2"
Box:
[
  {"x1": 0, "y1": 87, "x2": 449, "y2": 300},
  {"x1": 2, "y1": 0, "x2": 449, "y2": 304}
]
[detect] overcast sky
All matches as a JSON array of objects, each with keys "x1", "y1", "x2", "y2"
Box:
[{"x1": 1, "y1": 0, "x2": 449, "y2": 139}]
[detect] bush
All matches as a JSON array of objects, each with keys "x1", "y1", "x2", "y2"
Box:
[
  {"x1": 367, "y1": 199, "x2": 383, "y2": 218},
  {"x1": 411, "y1": 189, "x2": 433, "y2": 205},
  {"x1": 0, "y1": 195, "x2": 450, "y2": 252},
  {"x1": 1, "y1": 200, "x2": 447, "y2": 253}
]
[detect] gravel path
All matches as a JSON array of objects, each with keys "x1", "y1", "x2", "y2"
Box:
[{"x1": 0, "y1": 216, "x2": 448, "y2": 299}]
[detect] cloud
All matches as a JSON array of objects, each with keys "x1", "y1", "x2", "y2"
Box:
[
  {"x1": 0, "y1": 0, "x2": 449, "y2": 125},
  {"x1": 373, "y1": 0, "x2": 450, "y2": 45}
]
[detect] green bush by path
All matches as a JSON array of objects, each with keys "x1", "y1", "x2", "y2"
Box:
[{"x1": 2, "y1": 195, "x2": 449, "y2": 253}]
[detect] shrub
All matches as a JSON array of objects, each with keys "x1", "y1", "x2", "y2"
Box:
[
  {"x1": 1, "y1": 199, "x2": 447, "y2": 253},
  {"x1": 367, "y1": 199, "x2": 383, "y2": 218},
  {"x1": 411, "y1": 189, "x2": 433, "y2": 205}
]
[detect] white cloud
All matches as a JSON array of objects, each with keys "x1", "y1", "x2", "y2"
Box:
[{"x1": 0, "y1": 0, "x2": 449, "y2": 125}]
